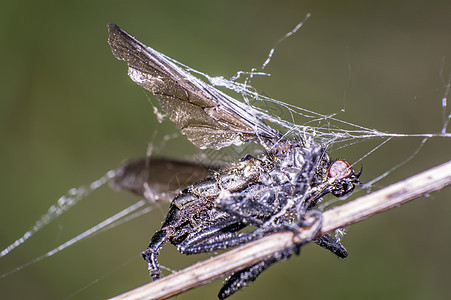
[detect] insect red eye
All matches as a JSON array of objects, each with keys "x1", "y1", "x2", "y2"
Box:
[{"x1": 328, "y1": 160, "x2": 353, "y2": 180}]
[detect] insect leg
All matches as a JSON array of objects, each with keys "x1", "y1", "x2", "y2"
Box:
[
  {"x1": 177, "y1": 219, "x2": 245, "y2": 254},
  {"x1": 141, "y1": 229, "x2": 170, "y2": 280},
  {"x1": 180, "y1": 229, "x2": 261, "y2": 254},
  {"x1": 217, "y1": 211, "x2": 323, "y2": 298},
  {"x1": 315, "y1": 233, "x2": 348, "y2": 258},
  {"x1": 218, "y1": 244, "x2": 301, "y2": 299},
  {"x1": 182, "y1": 210, "x2": 322, "y2": 254},
  {"x1": 179, "y1": 221, "x2": 302, "y2": 255},
  {"x1": 297, "y1": 210, "x2": 348, "y2": 258}
]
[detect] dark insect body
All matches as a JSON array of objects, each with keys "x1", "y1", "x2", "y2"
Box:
[{"x1": 107, "y1": 24, "x2": 360, "y2": 299}]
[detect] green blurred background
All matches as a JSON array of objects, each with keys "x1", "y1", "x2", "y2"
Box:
[{"x1": 1, "y1": 0, "x2": 450, "y2": 299}]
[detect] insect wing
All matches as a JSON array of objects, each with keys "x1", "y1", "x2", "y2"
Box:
[
  {"x1": 107, "y1": 24, "x2": 280, "y2": 149},
  {"x1": 110, "y1": 158, "x2": 219, "y2": 202}
]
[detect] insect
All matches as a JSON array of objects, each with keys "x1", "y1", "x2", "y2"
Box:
[{"x1": 107, "y1": 23, "x2": 360, "y2": 299}]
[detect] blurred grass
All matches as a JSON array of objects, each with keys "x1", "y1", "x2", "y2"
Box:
[{"x1": 1, "y1": 1, "x2": 450, "y2": 299}]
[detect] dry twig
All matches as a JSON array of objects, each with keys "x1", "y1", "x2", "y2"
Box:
[{"x1": 111, "y1": 160, "x2": 451, "y2": 300}]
